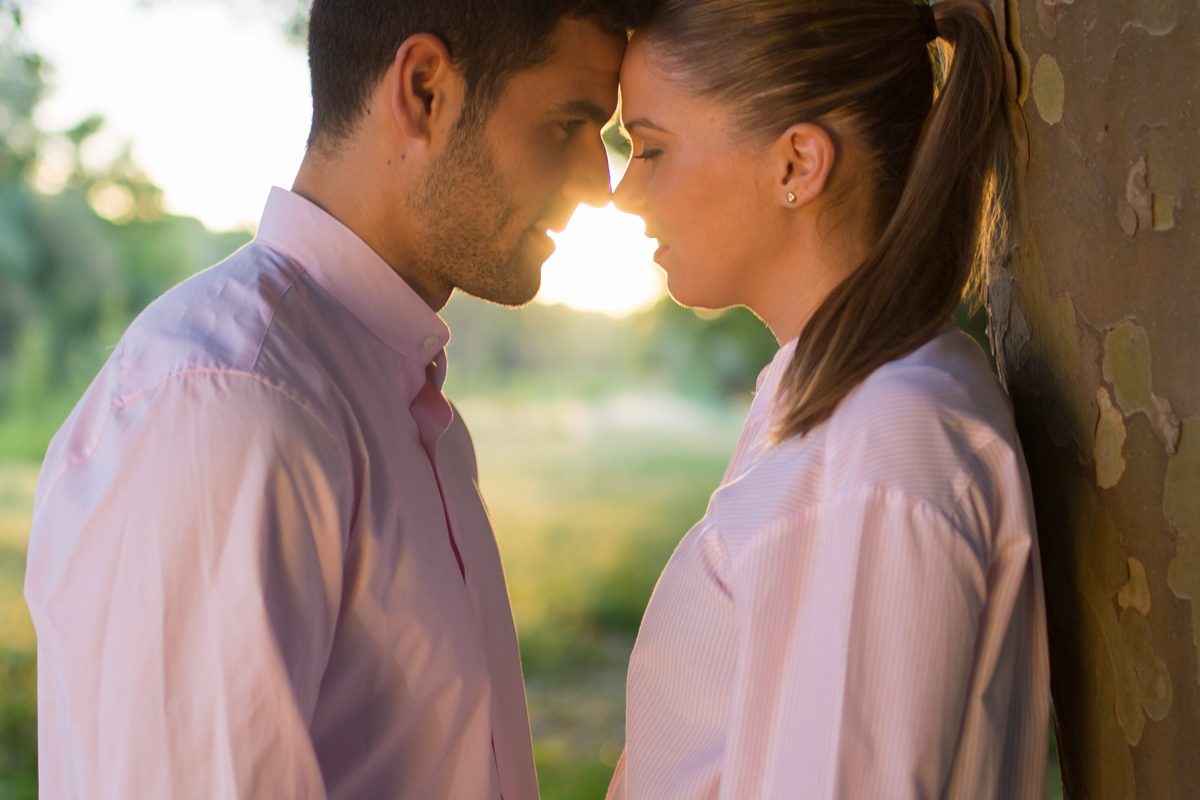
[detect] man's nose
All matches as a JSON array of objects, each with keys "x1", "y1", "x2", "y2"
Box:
[{"x1": 561, "y1": 132, "x2": 613, "y2": 208}]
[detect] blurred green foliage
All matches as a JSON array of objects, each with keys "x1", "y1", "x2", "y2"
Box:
[
  {"x1": 0, "y1": 34, "x2": 252, "y2": 459},
  {"x1": 0, "y1": 25, "x2": 777, "y2": 463}
]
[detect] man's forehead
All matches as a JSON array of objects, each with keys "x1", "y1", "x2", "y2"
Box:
[{"x1": 510, "y1": 16, "x2": 624, "y2": 113}]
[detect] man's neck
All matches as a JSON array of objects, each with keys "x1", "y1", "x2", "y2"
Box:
[{"x1": 292, "y1": 149, "x2": 450, "y2": 311}]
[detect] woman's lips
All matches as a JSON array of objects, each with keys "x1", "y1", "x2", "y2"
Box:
[{"x1": 653, "y1": 244, "x2": 669, "y2": 263}]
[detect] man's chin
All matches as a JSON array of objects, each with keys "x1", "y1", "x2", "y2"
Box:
[
  {"x1": 460, "y1": 270, "x2": 542, "y2": 308},
  {"x1": 469, "y1": 287, "x2": 540, "y2": 309}
]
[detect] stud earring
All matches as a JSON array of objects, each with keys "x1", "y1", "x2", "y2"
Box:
[{"x1": 786, "y1": 191, "x2": 797, "y2": 204}]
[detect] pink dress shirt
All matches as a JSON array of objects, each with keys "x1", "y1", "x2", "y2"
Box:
[
  {"x1": 608, "y1": 329, "x2": 1050, "y2": 799},
  {"x1": 24, "y1": 188, "x2": 538, "y2": 799}
]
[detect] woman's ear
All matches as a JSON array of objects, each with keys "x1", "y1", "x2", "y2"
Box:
[
  {"x1": 774, "y1": 122, "x2": 837, "y2": 209},
  {"x1": 389, "y1": 33, "x2": 465, "y2": 147}
]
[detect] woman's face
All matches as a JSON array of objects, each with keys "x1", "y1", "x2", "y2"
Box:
[{"x1": 613, "y1": 37, "x2": 782, "y2": 312}]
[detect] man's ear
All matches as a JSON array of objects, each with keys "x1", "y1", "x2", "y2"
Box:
[
  {"x1": 389, "y1": 33, "x2": 465, "y2": 147},
  {"x1": 772, "y1": 122, "x2": 837, "y2": 209}
]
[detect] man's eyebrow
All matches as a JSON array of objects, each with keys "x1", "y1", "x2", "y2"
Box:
[
  {"x1": 556, "y1": 99, "x2": 614, "y2": 126},
  {"x1": 622, "y1": 117, "x2": 670, "y2": 135}
]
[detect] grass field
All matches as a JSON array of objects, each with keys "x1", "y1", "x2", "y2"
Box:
[
  {"x1": 0, "y1": 392, "x2": 742, "y2": 799},
  {"x1": 458, "y1": 392, "x2": 745, "y2": 798},
  {"x1": 0, "y1": 392, "x2": 1060, "y2": 798}
]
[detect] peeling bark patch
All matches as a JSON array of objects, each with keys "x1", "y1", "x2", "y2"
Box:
[
  {"x1": 1099, "y1": 569, "x2": 1174, "y2": 746},
  {"x1": 1002, "y1": 0, "x2": 1030, "y2": 103},
  {"x1": 1035, "y1": 0, "x2": 1073, "y2": 39},
  {"x1": 1152, "y1": 395, "x2": 1181, "y2": 453},
  {"x1": 1079, "y1": 509, "x2": 1149, "y2": 747},
  {"x1": 1167, "y1": 534, "x2": 1200, "y2": 686},
  {"x1": 1164, "y1": 420, "x2": 1199, "y2": 539},
  {"x1": 1078, "y1": 595, "x2": 1140, "y2": 790},
  {"x1": 1146, "y1": 145, "x2": 1180, "y2": 232},
  {"x1": 1102, "y1": 320, "x2": 1181, "y2": 453},
  {"x1": 1095, "y1": 388, "x2": 1128, "y2": 488},
  {"x1": 986, "y1": 268, "x2": 1030, "y2": 378},
  {"x1": 1125, "y1": 158, "x2": 1153, "y2": 233},
  {"x1": 1118, "y1": 558, "x2": 1151, "y2": 615},
  {"x1": 1120, "y1": 607, "x2": 1173, "y2": 722},
  {"x1": 1086, "y1": 585, "x2": 1145, "y2": 745},
  {"x1": 1032, "y1": 55, "x2": 1065, "y2": 124},
  {"x1": 1165, "y1": 422, "x2": 1200, "y2": 684},
  {"x1": 1152, "y1": 195, "x2": 1176, "y2": 231},
  {"x1": 1117, "y1": 199, "x2": 1139, "y2": 236},
  {"x1": 1104, "y1": 321, "x2": 1153, "y2": 413},
  {"x1": 1129, "y1": 0, "x2": 1179, "y2": 36}
]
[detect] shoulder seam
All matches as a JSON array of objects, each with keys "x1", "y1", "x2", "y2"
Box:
[
  {"x1": 715, "y1": 485, "x2": 994, "y2": 604},
  {"x1": 113, "y1": 367, "x2": 337, "y2": 442},
  {"x1": 250, "y1": 252, "x2": 303, "y2": 369},
  {"x1": 39, "y1": 368, "x2": 341, "y2": 505},
  {"x1": 717, "y1": 484, "x2": 973, "y2": 571}
]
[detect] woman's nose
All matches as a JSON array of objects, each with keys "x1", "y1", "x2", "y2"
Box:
[{"x1": 612, "y1": 168, "x2": 641, "y2": 217}]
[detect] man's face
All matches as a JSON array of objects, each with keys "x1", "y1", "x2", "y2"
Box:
[{"x1": 412, "y1": 16, "x2": 624, "y2": 307}]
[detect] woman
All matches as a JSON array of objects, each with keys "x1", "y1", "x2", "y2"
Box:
[{"x1": 608, "y1": 1, "x2": 1050, "y2": 797}]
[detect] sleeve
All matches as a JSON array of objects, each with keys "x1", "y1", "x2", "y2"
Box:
[
  {"x1": 25, "y1": 372, "x2": 351, "y2": 800},
  {"x1": 717, "y1": 487, "x2": 988, "y2": 800}
]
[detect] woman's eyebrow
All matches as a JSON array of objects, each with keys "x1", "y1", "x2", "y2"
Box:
[{"x1": 623, "y1": 117, "x2": 671, "y2": 135}]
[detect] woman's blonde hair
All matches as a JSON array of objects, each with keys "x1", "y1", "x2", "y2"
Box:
[{"x1": 639, "y1": 0, "x2": 1012, "y2": 440}]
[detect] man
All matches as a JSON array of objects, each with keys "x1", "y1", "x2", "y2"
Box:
[{"x1": 24, "y1": 1, "x2": 643, "y2": 797}]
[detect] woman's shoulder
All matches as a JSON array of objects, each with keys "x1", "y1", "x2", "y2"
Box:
[
  {"x1": 710, "y1": 330, "x2": 1027, "y2": 546},
  {"x1": 839, "y1": 329, "x2": 1016, "y2": 446},
  {"x1": 828, "y1": 330, "x2": 1020, "y2": 485}
]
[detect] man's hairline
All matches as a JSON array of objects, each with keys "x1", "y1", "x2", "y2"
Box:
[{"x1": 308, "y1": 13, "x2": 630, "y2": 154}]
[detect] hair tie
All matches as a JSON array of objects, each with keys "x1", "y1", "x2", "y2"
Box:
[{"x1": 917, "y1": 4, "x2": 938, "y2": 42}]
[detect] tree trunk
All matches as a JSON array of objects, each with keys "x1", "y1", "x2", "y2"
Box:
[{"x1": 988, "y1": 1, "x2": 1199, "y2": 796}]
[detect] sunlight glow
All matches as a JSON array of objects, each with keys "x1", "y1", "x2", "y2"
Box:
[
  {"x1": 25, "y1": 0, "x2": 310, "y2": 231},
  {"x1": 538, "y1": 203, "x2": 664, "y2": 317}
]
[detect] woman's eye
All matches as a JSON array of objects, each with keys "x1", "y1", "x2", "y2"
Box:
[{"x1": 632, "y1": 148, "x2": 662, "y2": 161}]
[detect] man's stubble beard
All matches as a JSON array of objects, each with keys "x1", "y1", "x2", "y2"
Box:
[{"x1": 410, "y1": 121, "x2": 543, "y2": 307}]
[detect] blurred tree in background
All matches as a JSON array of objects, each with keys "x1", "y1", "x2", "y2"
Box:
[
  {"x1": 0, "y1": 26, "x2": 250, "y2": 457},
  {"x1": 0, "y1": 12, "x2": 778, "y2": 460}
]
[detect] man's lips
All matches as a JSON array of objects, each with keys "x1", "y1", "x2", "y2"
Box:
[
  {"x1": 536, "y1": 206, "x2": 576, "y2": 235},
  {"x1": 525, "y1": 227, "x2": 557, "y2": 259}
]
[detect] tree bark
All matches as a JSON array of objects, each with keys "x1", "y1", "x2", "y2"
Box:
[{"x1": 989, "y1": 0, "x2": 1199, "y2": 796}]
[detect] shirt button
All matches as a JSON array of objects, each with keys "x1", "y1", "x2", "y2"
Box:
[{"x1": 421, "y1": 336, "x2": 440, "y2": 352}]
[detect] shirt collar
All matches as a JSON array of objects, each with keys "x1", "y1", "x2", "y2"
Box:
[{"x1": 254, "y1": 186, "x2": 450, "y2": 365}]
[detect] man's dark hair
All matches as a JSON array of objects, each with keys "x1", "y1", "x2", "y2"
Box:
[{"x1": 307, "y1": 0, "x2": 655, "y2": 149}]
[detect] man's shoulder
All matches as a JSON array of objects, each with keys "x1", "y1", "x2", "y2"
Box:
[
  {"x1": 116, "y1": 242, "x2": 302, "y2": 391},
  {"x1": 44, "y1": 244, "x2": 348, "y2": 470}
]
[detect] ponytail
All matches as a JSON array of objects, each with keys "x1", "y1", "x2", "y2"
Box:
[{"x1": 771, "y1": 0, "x2": 1012, "y2": 439}]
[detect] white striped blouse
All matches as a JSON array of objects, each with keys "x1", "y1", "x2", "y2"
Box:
[{"x1": 607, "y1": 326, "x2": 1050, "y2": 799}]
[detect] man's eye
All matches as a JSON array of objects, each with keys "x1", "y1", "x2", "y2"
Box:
[{"x1": 559, "y1": 119, "x2": 586, "y2": 136}]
